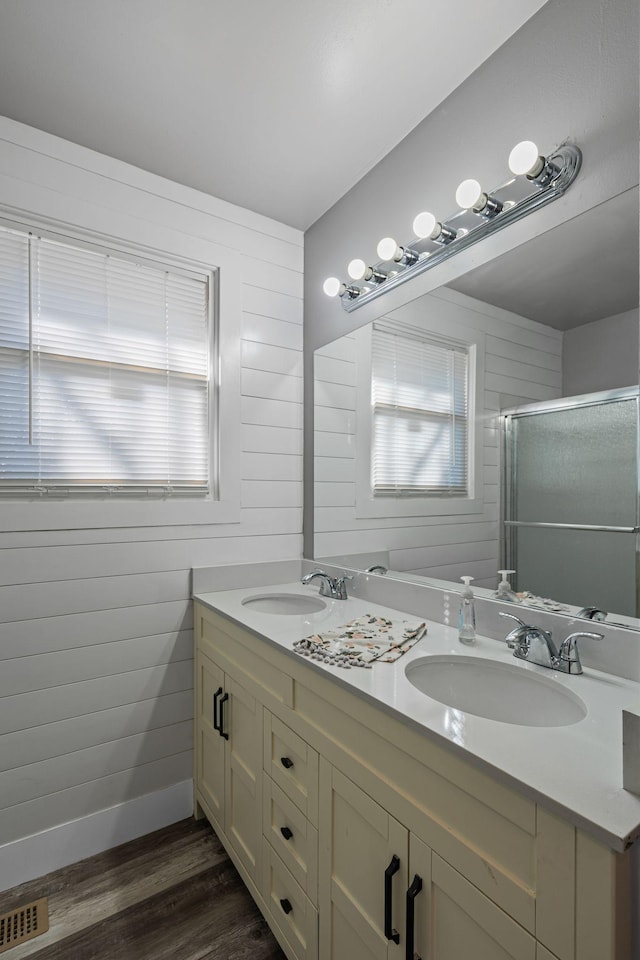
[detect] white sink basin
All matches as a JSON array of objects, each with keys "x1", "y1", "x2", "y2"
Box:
[
  {"x1": 405, "y1": 655, "x2": 587, "y2": 726},
  {"x1": 241, "y1": 593, "x2": 327, "y2": 615}
]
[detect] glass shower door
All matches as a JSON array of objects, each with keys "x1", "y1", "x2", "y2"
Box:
[{"x1": 503, "y1": 387, "x2": 639, "y2": 617}]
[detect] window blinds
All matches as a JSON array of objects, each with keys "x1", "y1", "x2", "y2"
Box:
[
  {"x1": 0, "y1": 224, "x2": 211, "y2": 497},
  {"x1": 371, "y1": 320, "x2": 469, "y2": 496}
]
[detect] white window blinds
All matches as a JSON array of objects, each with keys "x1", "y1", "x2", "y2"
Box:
[
  {"x1": 371, "y1": 320, "x2": 469, "y2": 497},
  {"x1": 0, "y1": 224, "x2": 211, "y2": 497}
]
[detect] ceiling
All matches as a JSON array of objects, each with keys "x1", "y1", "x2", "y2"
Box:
[
  {"x1": 448, "y1": 190, "x2": 640, "y2": 329},
  {"x1": 0, "y1": 0, "x2": 550, "y2": 230}
]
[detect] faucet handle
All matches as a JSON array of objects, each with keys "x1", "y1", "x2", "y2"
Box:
[
  {"x1": 499, "y1": 611, "x2": 528, "y2": 649},
  {"x1": 499, "y1": 612, "x2": 526, "y2": 627},
  {"x1": 334, "y1": 574, "x2": 353, "y2": 600},
  {"x1": 301, "y1": 569, "x2": 335, "y2": 597},
  {"x1": 557, "y1": 631, "x2": 603, "y2": 675}
]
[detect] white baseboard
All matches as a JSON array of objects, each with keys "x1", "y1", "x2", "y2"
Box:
[{"x1": 0, "y1": 779, "x2": 194, "y2": 893}]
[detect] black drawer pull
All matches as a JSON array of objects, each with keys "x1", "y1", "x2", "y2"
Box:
[
  {"x1": 219, "y1": 692, "x2": 229, "y2": 740},
  {"x1": 280, "y1": 826, "x2": 293, "y2": 841},
  {"x1": 406, "y1": 873, "x2": 423, "y2": 960},
  {"x1": 384, "y1": 854, "x2": 400, "y2": 944},
  {"x1": 280, "y1": 756, "x2": 294, "y2": 769},
  {"x1": 280, "y1": 897, "x2": 293, "y2": 915},
  {"x1": 213, "y1": 687, "x2": 223, "y2": 732}
]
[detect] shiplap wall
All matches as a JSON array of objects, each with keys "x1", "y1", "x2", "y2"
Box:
[
  {"x1": 314, "y1": 287, "x2": 562, "y2": 588},
  {"x1": 0, "y1": 119, "x2": 303, "y2": 860}
]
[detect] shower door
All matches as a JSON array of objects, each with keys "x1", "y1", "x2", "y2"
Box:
[{"x1": 502, "y1": 387, "x2": 639, "y2": 618}]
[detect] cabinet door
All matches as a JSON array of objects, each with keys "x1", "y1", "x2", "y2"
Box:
[
  {"x1": 319, "y1": 762, "x2": 407, "y2": 960},
  {"x1": 408, "y1": 835, "x2": 536, "y2": 960},
  {"x1": 224, "y1": 674, "x2": 263, "y2": 881},
  {"x1": 195, "y1": 651, "x2": 226, "y2": 832}
]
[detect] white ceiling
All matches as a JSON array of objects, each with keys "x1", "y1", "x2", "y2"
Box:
[
  {"x1": 448, "y1": 191, "x2": 640, "y2": 329},
  {"x1": 0, "y1": 0, "x2": 550, "y2": 230}
]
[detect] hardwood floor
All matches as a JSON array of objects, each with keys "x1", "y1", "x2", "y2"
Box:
[{"x1": 0, "y1": 819, "x2": 286, "y2": 960}]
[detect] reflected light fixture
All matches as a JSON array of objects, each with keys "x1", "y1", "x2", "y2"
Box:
[{"x1": 323, "y1": 138, "x2": 582, "y2": 312}]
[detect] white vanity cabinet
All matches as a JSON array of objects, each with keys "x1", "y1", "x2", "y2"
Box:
[
  {"x1": 194, "y1": 602, "x2": 633, "y2": 960},
  {"x1": 318, "y1": 764, "x2": 537, "y2": 960}
]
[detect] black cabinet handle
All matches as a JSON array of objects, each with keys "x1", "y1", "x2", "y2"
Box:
[
  {"x1": 280, "y1": 898, "x2": 293, "y2": 915},
  {"x1": 280, "y1": 826, "x2": 293, "y2": 841},
  {"x1": 213, "y1": 687, "x2": 223, "y2": 732},
  {"x1": 406, "y1": 873, "x2": 423, "y2": 960},
  {"x1": 219, "y1": 692, "x2": 229, "y2": 740},
  {"x1": 384, "y1": 854, "x2": 400, "y2": 944},
  {"x1": 280, "y1": 756, "x2": 294, "y2": 769}
]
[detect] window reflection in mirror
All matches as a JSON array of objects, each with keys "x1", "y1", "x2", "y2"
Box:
[{"x1": 313, "y1": 189, "x2": 639, "y2": 630}]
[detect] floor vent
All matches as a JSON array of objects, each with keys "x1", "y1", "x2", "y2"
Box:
[{"x1": 0, "y1": 898, "x2": 49, "y2": 953}]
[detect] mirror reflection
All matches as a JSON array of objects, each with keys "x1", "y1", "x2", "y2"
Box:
[{"x1": 313, "y1": 189, "x2": 639, "y2": 628}]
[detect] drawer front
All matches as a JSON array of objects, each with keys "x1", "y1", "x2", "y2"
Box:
[
  {"x1": 265, "y1": 713, "x2": 319, "y2": 826},
  {"x1": 262, "y1": 840, "x2": 318, "y2": 960},
  {"x1": 263, "y1": 774, "x2": 318, "y2": 902}
]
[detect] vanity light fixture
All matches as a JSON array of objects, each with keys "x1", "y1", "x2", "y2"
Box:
[
  {"x1": 412, "y1": 211, "x2": 457, "y2": 244},
  {"x1": 376, "y1": 237, "x2": 420, "y2": 266},
  {"x1": 455, "y1": 178, "x2": 503, "y2": 218},
  {"x1": 323, "y1": 138, "x2": 582, "y2": 312},
  {"x1": 322, "y1": 276, "x2": 360, "y2": 299},
  {"x1": 508, "y1": 140, "x2": 561, "y2": 188},
  {"x1": 347, "y1": 258, "x2": 387, "y2": 284}
]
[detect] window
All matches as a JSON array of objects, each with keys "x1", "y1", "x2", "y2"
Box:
[
  {"x1": 0, "y1": 222, "x2": 212, "y2": 498},
  {"x1": 370, "y1": 319, "x2": 469, "y2": 497}
]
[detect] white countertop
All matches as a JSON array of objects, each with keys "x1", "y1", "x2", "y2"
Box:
[{"x1": 194, "y1": 579, "x2": 640, "y2": 853}]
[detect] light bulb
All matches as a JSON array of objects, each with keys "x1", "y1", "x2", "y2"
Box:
[
  {"x1": 455, "y1": 179, "x2": 484, "y2": 210},
  {"x1": 508, "y1": 140, "x2": 543, "y2": 177},
  {"x1": 347, "y1": 258, "x2": 367, "y2": 280},
  {"x1": 323, "y1": 277, "x2": 342, "y2": 297},
  {"x1": 377, "y1": 237, "x2": 400, "y2": 261},
  {"x1": 412, "y1": 211, "x2": 437, "y2": 239}
]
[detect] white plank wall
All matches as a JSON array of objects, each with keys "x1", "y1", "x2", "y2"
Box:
[
  {"x1": 314, "y1": 287, "x2": 563, "y2": 589},
  {"x1": 0, "y1": 120, "x2": 303, "y2": 855}
]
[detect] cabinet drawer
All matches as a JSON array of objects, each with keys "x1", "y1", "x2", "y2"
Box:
[
  {"x1": 262, "y1": 840, "x2": 318, "y2": 960},
  {"x1": 265, "y1": 713, "x2": 319, "y2": 826},
  {"x1": 263, "y1": 774, "x2": 318, "y2": 902}
]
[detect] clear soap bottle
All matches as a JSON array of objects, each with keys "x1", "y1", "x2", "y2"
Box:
[
  {"x1": 495, "y1": 569, "x2": 519, "y2": 602},
  {"x1": 458, "y1": 575, "x2": 476, "y2": 645}
]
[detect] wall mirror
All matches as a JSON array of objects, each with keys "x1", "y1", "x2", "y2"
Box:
[{"x1": 313, "y1": 187, "x2": 640, "y2": 629}]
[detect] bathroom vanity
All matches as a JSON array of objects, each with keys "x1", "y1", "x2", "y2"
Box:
[{"x1": 192, "y1": 569, "x2": 639, "y2": 960}]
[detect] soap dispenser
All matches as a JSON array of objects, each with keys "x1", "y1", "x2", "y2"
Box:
[
  {"x1": 495, "y1": 570, "x2": 519, "y2": 602},
  {"x1": 458, "y1": 576, "x2": 476, "y2": 645}
]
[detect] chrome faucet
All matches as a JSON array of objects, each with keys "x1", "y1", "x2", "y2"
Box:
[
  {"x1": 499, "y1": 612, "x2": 602, "y2": 675},
  {"x1": 301, "y1": 569, "x2": 353, "y2": 600},
  {"x1": 500, "y1": 612, "x2": 557, "y2": 668}
]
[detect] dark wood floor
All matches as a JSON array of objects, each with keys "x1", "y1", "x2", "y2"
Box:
[{"x1": 1, "y1": 818, "x2": 286, "y2": 960}]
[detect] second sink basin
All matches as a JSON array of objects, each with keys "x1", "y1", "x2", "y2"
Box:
[
  {"x1": 405, "y1": 655, "x2": 587, "y2": 726},
  {"x1": 241, "y1": 593, "x2": 327, "y2": 615}
]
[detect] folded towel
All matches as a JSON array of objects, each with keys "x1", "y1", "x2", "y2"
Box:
[{"x1": 293, "y1": 614, "x2": 427, "y2": 669}]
